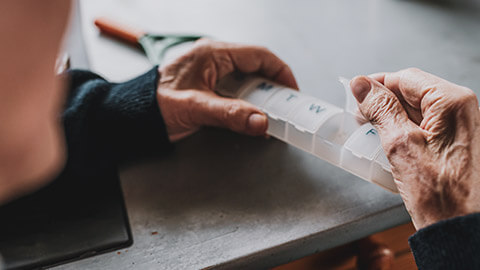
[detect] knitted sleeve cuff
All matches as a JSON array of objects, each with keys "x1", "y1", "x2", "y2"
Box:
[{"x1": 409, "y1": 212, "x2": 480, "y2": 269}]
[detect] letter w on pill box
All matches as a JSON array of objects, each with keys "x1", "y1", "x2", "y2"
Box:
[{"x1": 216, "y1": 73, "x2": 397, "y2": 193}]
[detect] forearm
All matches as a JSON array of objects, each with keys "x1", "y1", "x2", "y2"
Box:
[{"x1": 63, "y1": 67, "x2": 172, "y2": 174}]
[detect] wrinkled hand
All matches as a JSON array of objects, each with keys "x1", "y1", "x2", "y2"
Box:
[
  {"x1": 350, "y1": 68, "x2": 480, "y2": 229},
  {"x1": 157, "y1": 39, "x2": 298, "y2": 142}
]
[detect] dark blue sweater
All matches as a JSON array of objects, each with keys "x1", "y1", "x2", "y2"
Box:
[
  {"x1": 66, "y1": 67, "x2": 480, "y2": 269},
  {"x1": 64, "y1": 66, "x2": 172, "y2": 178},
  {"x1": 409, "y1": 213, "x2": 480, "y2": 269}
]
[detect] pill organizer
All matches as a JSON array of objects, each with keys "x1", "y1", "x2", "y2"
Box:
[{"x1": 216, "y1": 73, "x2": 397, "y2": 193}]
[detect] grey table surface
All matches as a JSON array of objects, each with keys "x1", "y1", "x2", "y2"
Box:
[{"x1": 59, "y1": 0, "x2": 480, "y2": 269}]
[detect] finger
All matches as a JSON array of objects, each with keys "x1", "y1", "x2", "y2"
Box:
[
  {"x1": 351, "y1": 76, "x2": 410, "y2": 127},
  {"x1": 382, "y1": 68, "x2": 476, "y2": 114},
  {"x1": 368, "y1": 72, "x2": 387, "y2": 84},
  {"x1": 223, "y1": 43, "x2": 298, "y2": 89},
  {"x1": 189, "y1": 91, "x2": 268, "y2": 136},
  {"x1": 350, "y1": 76, "x2": 424, "y2": 153},
  {"x1": 382, "y1": 68, "x2": 435, "y2": 111},
  {"x1": 375, "y1": 68, "x2": 479, "y2": 154},
  {"x1": 369, "y1": 71, "x2": 423, "y2": 124},
  {"x1": 200, "y1": 40, "x2": 299, "y2": 90}
]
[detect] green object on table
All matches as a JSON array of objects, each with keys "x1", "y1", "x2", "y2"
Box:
[
  {"x1": 94, "y1": 17, "x2": 204, "y2": 65},
  {"x1": 138, "y1": 34, "x2": 203, "y2": 65}
]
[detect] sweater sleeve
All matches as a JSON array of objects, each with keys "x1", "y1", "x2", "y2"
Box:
[
  {"x1": 408, "y1": 213, "x2": 480, "y2": 270},
  {"x1": 62, "y1": 66, "x2": 172, "y2": 175}
]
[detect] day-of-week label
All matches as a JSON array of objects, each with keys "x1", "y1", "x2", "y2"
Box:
[
  {"x1": 365, "y1": 128, "x2": 377, "y2": 136},
  {"x1": 286, "y1": 94, "x2": 297, "y2": 101},
  {"x1": 256, "y1": 82, "x2": 274, "y2": 91},
  {"x1": 308, "y1": 103, "x2": 327, "y2": 114}
]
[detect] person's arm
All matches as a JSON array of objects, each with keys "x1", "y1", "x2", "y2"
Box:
[
  {"x1": 62, "y1": 39, "x2": 298, "y2": 175},
  {"x1": 0, "y1": 0, "x2": 297, "y2": 204},
  {"x1": 349, "y1": 68, "x2": 480, "y2": 269},
  {"x1": 63, "y1": 66, "x2": 172, "y2": 173},
  {"x1": 408, "y1": 212, "x2": 480, "y2": 269}
]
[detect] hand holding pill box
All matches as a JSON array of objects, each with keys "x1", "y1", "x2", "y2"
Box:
[{"x1": 216, "y1": 73, "x2": 397, "y2": 193}]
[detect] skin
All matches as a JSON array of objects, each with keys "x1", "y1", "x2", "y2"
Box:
[
  {"x1": 350, "y1": 68, "x2": 480, "y2": 229},
  {"x1": 157, "y1": 39, "x2": 298, "y2": 141},
  {"x1": 0, "y1": 1, "x2": 297, "y2": 203},
  {"x1": 0, "y1": 0, "x2": 71, "y2": 204}
]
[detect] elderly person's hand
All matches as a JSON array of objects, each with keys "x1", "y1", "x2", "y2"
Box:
[
  {"x1": 157, "y1": 39, "x2": 298, "y2": 141},
  {"x1": 350, "y1": 68, "x2": 480, "y2": 230}
]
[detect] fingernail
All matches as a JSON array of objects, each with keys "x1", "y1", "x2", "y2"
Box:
[
  {"x1": 351, "y1": 77, "x2": 371, "y2": 103},
  {"x1": 247, "y1": 113, "x2": 267, "y2": 133}
]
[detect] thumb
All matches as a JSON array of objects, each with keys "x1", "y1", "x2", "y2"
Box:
[
  {"x1": 349, "y1": 76, "x2": 427, "y2": 162},
  {"x1": 190, "y1": 91, "x2": 268, "y2": 136},
  {"x1": 350, "y1": 76, "x2": 414, "y2": 134}
]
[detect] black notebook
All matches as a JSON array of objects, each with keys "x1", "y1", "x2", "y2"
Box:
[{"x1": 0, "y1": 170, "x2": 132, "y2": 270}]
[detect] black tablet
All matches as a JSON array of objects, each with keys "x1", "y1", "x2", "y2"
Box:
[{"x1": 0, "y1": 170, "x2": 132, "y2": 269}]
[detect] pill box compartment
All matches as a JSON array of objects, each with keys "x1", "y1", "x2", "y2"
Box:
[
  {"x1": 370, "y1": 161, "x2": 397, "y2": 192},
  {"x1": 342, "y1": 123, "x2": 382, "y2": 180},
  {"x1": 374, "y1": 148, "x2": 391, "y2": 171},
  {"x1": 370, "y1": 150, "x2": 397, "y2": 192},
  {"x1": 239, "y1": 79, "x2": 279, "y2": 108},
  {"x1": 286, "y1": 99, "x2": 341, "y2": 152},
  {"x1": 263, "y1": 89, "x2": 312, "y2": 139},
  {"x1": 265, "y1": 114, "x2": 287, "y2": 140},
  {"x1": 314, "y1": 112, "x2": 360, "y2": 165}
]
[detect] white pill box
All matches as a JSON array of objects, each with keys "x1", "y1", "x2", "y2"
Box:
[{"x1": 216, "y1": 73, "x2": 397, "y2": 193}]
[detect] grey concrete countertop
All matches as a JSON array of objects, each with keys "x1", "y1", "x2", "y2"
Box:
[{"x1": 59, "y1": 0, "x2": 480, "y2": 269}]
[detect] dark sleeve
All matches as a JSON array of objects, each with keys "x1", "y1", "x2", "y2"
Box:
[
  {"x1": 62, "y1": 66, "x2": 172, "y2": 175},
  {"x1": 409, "y1": 213, "x2": 480, "y2": 270}
]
